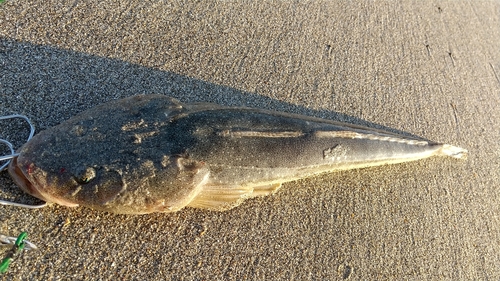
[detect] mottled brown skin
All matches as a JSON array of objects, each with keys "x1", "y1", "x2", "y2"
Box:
[
  {"x1": 8, "y1": 95, "x2": 467, "y2": 214},
  {"x1": 10, "y1": 95, "x2": 210, "y2": 214}
]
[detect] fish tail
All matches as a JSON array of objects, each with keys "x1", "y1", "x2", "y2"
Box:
[{"x1": 437, "y1": 144, "x2": 468, "y2": 159}]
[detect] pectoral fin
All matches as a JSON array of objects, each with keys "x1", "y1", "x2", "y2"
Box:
[
  {"x1": 250, "y1": 183, "x2": 282, "y2": 197},
  {"x1": 187, "y1": 182, "x2": 282, "y2": 211}
]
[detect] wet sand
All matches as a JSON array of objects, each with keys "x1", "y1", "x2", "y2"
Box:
[{"x1": 1, "y1": 1, "x2": 499, "y2": 280}]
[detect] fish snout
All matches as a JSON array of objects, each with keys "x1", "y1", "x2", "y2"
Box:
[{"x1": 8, "y1": 156, "x2": 79, "y2": 207}]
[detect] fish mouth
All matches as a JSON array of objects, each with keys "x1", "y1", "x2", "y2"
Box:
[
  {"x1": 8, "y1": 157, "x2": 79, "y2": 207},
  {"x1": 8, "y1": 157, "x2": 46, "y2": 200}
]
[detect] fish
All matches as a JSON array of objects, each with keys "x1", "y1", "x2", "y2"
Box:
[{"x1": 8, "y1": 94, "x2": 467, "y2": 214}]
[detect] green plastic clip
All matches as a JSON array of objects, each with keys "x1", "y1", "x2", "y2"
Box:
[{"x1": 0, "y1": 232, "x2": 28, "y2": 274}]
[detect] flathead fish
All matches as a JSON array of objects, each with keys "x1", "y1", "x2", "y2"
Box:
[{"x1": 8, "y1": 95, "x2": 467, "y2": 214}]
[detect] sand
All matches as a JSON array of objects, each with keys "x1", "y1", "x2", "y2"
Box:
[{"x1": 1, "y1": 1, "x2": 499, "y2": 280}]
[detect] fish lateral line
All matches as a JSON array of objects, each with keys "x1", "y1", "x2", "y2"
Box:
[
  {"x1": 314, "y1": 130, "x2": 429, "y2": 146},
  {"x1": 218, "y1": 130, "x2": 305, "y2": 138}
]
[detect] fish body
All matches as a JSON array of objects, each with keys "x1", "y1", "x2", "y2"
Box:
[{"x1": 8, "y1": 95, "x2": 467, "y2": 214}]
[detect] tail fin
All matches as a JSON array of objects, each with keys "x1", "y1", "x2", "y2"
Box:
[{"x1": 438, "y1": 144, "x2": 468, "y2": 159}]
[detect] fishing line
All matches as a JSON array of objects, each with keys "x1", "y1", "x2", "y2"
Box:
[{"x1": 0, "y1": 115, "x2": 47, "y2": 209}]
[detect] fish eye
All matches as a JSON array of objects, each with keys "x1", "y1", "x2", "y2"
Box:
[
  {"x1": 78, "y1": 177, "x2": 91, "y2": 184},
  {"x1": 74, "y1": 167, "x2": 96, "y2": 185}
]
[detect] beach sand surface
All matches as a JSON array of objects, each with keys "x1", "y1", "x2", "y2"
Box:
[{"x1": 1, "y1": 1, "x2": 499, "y2": 280}]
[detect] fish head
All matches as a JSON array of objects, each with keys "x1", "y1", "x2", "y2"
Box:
[
  {"x1": 7, "y1": 95, "x2": 209, "y2": 214},
  {"x1": 8, "y1": 130, "x2": 125, "y2": 208}
]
